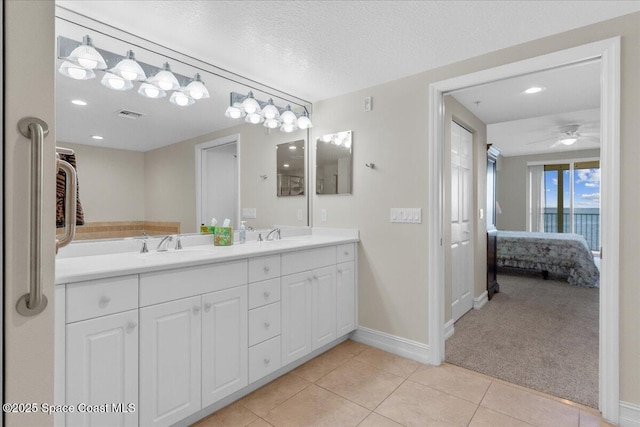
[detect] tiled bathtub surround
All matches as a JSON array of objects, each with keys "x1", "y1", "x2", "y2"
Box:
[
  {"x1": 193, "y1": 341, "x2": 612, "y2": 427},
  {"x1": 73, "y1": 221, "x2": 180, "y2": 240}
]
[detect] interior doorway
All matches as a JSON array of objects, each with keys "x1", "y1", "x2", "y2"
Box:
[
  {"x1": 428, "y1": 38, "x2": 621, "y2": 422},
  {"x1": 195, "y1": 135, "x2": 241, "y2": 229}
]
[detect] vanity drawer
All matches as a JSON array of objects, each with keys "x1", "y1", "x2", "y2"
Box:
[
  {"x1": 66, "y1": 275, "x2": 138, "y2": 323},
  {"x1": 336, "y1": 243, "x2": 355, "y2": 263},
  {"x1": 140, "y1": 260, "x2": 247, "y2": 306},
  {"x1": 249, "y1": 278, "x2": 281, "y2": 309},
  {"x1": 249, "y1": 336, "x2": 281, "y2": 383},
  {"x1": 281, "y1": 246, "x2": 336, "y2": 275},
  {"x1": 249, "y1": 255, "x2": 281, "y2": 283},
  {"x1": 248, "y1": 302, "x2": 281, "y2": 346}
]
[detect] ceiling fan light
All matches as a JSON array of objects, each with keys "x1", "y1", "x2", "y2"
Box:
[
  {"x1": 169, "y1": 90, "x2": 195, "y2": 106},
  {"x1": 59, "y1": 60, "x2": 96, "y2": 80},
  {"x1": 186, "y1": 73, "x2": 210, "y2": 100},
  {"x1": 138, "y1": 82, "x2": 166, "y2": 99},
  {"x1": 112, "y1": 50, "x2": 146, "y2": 81},
  {"x1": 67, "y1": 35, "x2": 107, "y2": 69},
  {"x1": 225, "y1": 106, "x2": 245, "y2": 119},
  {"x1": 280, "y1": 105, "x2": 297, "y2": 125},
  {"x1": 559, "y1": 137, "x2": 578, "y2": 146},
  {"x1": 101, "y1": 72, "x2": 133, "y2": 91},
  {"x1": 241, "y1": 92, "x2": 261, "y2": 115},
  {"x1": 262, "y1": 99, "x2": 280, "y2": 120},
  {"x1": 150, "y1": 62, "x2": 181, "y2": 91}
]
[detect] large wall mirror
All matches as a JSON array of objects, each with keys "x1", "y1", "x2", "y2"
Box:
[
  {"x1": 316, "y1": 131, "x2": 353, "y2": 194},
  {"x1": 55, "y1": 12, "x2": 311, "y2": 240}
]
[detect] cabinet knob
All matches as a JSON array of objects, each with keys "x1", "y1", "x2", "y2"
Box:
[
  {"x1": 344, "y1": 251, "x2": 349, "y2": 256},
  {"x1": 99, "y1": 296, "x2": 111, "y2": 306},
  {"x1": 264, "y1": 358, "x2": 270, "y2": 365},
  {"x1": 126, "y1": 321, "x2": 137, "y2": 330},
  {"x1": 263, "y1": 266, "x2": 270, "y2": 273},
  {"x1": 263, "y1": 291, "x2": 271, "y2": 299},
  {"x1": 204, "y1": 302, "x2": 213, "y2": 311},
  {"x1": 264, "y1": 321, "x2": 271, "y2": 328},
  {"x1": 313, "y1": 274, "x2": 318, "y2": 280},
  {"x1": 307, "y1": 277, "x2": 313, "y2": 283},
  {"x1": 193, "y1": 305, "x2": 202, "y2": 314}
]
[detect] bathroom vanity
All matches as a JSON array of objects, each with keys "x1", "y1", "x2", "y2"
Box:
[{"x1": 54, "y1": 229, "x2": 358, "y2": 427}]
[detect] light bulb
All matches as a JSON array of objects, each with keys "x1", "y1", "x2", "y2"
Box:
[
  {"x1": 280, "y1": 123, "x2": 296, "y2": 133},
  {"x1": 169, "y1": 91, "x2": 195, "y2": 106},
  {"x1": 262, "y1": 99, "x2": 280, "y2": 120},
  {"x1": 112, "y1": 50, "x2": 146, "y2": 81},
  {"x1": 68, "y1": 66, "x2": 88, "y2": 79},
  {"x1": 150, "y1": 62, "x2": 180, "y2": 91},
  {"x1": 137, "y1": 82, "x2": 166, "y2": 99},
  {"x1": 225, "y1": 106, "x2": 244, "y2": 119},
  {"x1": 280, "y1": 105, "x2": 297, "y2": 125},
  {"x1": 241, "y1": 92, "x2": 261, "y2": 114},
  {"x1": 59, "y1": 61, "x2": 96, "y2": 80},
  {"x1": 245, "y1": 113, "x2": 263, "y2": 124},
  {"x1": 186, "y1": 73, "x2": 210, "y2": 100},
  {"x1": 101, "y1": 72, "x2": 133, "y2": 91},
  {"x1": 321, "y1": 134, "x2": 333, "y2": 143},
  {"x1": 264, "y1": 118, "x2": 280, "y2": 129},
  {"x1": 297, "y1": 115, "x2": 312, "y2": 129},
  {"x1": 67, "y1": 35, "x2": 107, "y2": 70}
]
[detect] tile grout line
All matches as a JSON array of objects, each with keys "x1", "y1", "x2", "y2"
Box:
[{"x1": 464, "y1": 379, "x2": 494, "y2": 427}]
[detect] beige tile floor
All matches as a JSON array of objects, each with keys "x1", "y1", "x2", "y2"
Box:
[{"x1": 193, "y1": 340, "x2": 613, "y2": 427}]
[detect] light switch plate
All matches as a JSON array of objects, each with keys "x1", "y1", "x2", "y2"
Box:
[
  {"x1": 242, "y1": 208, "x2": 257, "y2": 219},
  {"x1": 321, "y1": 209, "x2": 327, "y2": 222},
  {"x1": 390, "y1": 208, "x2": 422, "y2": 223}
]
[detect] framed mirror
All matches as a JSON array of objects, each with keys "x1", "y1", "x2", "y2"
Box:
[
  {"x1": 55, "y1": 14, "x2": 311, "y2": 240},
  {"x1": 316, "y1": 131, "x2": 353, "y2": 194},
  {"x1": 277, "y1": 140, "x2": 305, "y2": 197}
]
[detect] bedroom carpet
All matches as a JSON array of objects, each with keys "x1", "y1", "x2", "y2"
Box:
[{"x1": 445, "y1": 272, "x2": 599, "y2": 408}]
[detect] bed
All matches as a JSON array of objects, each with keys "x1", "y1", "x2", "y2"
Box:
[{"x1": 496, "y1": 230, "x2": 599, "y2": 288}]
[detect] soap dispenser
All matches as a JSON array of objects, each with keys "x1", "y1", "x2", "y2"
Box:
[{"x1": 239, "y1": 221, "x2": 246, "y2": 244}]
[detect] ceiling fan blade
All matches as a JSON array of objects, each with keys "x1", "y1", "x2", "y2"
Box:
[
  {"x1": 579, "y1": 136, "x2": 600, "y2": 143},
  {"x1": 580, "y1": 132, "x2": 600, "y2": 137},
  {"x1": 525, "y1": 136, "x2": 556, "y2": 145},
  {"x1": 550, "y1": 140, "x2": 563, "y2": 148}
]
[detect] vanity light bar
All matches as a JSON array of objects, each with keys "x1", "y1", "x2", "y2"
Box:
[
  {"x1": 56, "y1": 35, "x2": 208, "y2": 106},
  {"x1": 225, "y1": 92, "x2": 312, "y2": 132}
]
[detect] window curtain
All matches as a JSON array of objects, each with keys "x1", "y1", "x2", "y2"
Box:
[{"x1": 526, "y1": 165, "x2": 545, "y2": 232}]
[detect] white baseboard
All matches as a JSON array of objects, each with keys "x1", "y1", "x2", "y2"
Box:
[
  {"x1": 444, "y1": 319, "x2": 455, "y2": 340},
  {"x1": 620, "y1": 401, "x2": 640, "y2": 427},
  {"x1": 474, "y1": 291, "x2": 488, "y2": 309},
  {"x1": 352, "y1": 326, "x2": 431, "y2": 364}
]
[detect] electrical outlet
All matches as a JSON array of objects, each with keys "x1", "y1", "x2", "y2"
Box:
[
  {"x1": 321, "y1": 209, "x2": 327, "y2": 222},
  {"x1": 364, "y1": 96, "x2": 372, "y2": 112},
  {"x1": 242, "y1": 208, "x2": 257, "y2": 219}
]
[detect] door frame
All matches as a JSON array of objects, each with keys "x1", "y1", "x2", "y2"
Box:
[
  {"x1": 195, "y1": 134, "x2": 241, "y2": 229},
  {"x1": 427, "y1": 37, "x2": 620, "y2": 421}
]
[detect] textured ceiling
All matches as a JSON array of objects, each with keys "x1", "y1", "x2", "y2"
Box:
[{"x1": 56, "y1": 1, "x2": 640, "y2": 103}]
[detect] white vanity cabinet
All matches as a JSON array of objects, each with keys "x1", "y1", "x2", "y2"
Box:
[
  {"x1": 64, "y1": 275, "x2": 139, "y2": 427},
  {"x1": 336, "y1": 243, "x2": 357, "y2": 336}
]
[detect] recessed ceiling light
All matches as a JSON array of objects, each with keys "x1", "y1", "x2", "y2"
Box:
[
  {"x1": 524, "y1": 86, "x2": 545, "y2": 94},
  {"x1": 283, "y1": 163, "x2": 290, "y2": 168},
  {"x1": 288, "y1": 146, "x2": 297, "y2": 150},
  {"x1": 71, "y1": 99, "x2": 87, "y2": 106},
  {"x1": 91, "y1": 135, "x2": 104, "y2": 140}
]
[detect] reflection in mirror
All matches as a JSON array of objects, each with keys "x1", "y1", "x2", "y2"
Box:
[
  {"x1": 316, "y1": 131, "x2": 353, "y2": 194},
  {"x1": 277, "y1": 140, "x2": 305, "y2": 197},
  {"x1": 55, "y1": 17, "x2": 310, "y2": 241}
]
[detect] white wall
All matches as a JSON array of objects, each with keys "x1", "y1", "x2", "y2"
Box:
[
  {"x1": 4, "y1": 1, "x2": 56, "y2": 425},
  {"x1": 313, "y1": 11, "x2": 640, "y2": 406},
  {"x1": 496, "y1": 149, "x2": 600, "y2": 231}
]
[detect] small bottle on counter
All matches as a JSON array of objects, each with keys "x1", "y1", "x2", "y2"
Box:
[{"x1": 239, "y1": 221, "x2": 246, "y2": 244}]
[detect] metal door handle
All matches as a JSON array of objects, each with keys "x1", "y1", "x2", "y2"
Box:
[
  {"x1": 264, "y1": 291, "x2": 271, "y2": 298},
  {"x1": 264, "y1": 321, "x2": 271, "y2": 328},
  {"x1": 16, "y1": 117, "x2": 50, "y2": 316}
]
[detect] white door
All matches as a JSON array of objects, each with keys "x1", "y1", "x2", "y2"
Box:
[
  {"x1": 336, "y1": 261, "x2": 357, "y2": 336},
  {"x1": 451, "y1": 121, "x2": 474, "y2": 322},
  {"x1": 281, "y1": 272, "x2": 312, "y2": 365},
  {"x1": 199, "y1": 140, "x2": 239, "y2": 226},
  {"x1": 201, "y1": 286, "x2": 248, "y2": 407},
  {"x1": 140, "y1": 297, "x2": 202, "y2": 427},
  {"x1": 66, "y1": 310, "x2": 138, "y2": 427},
  {"x1": 312, "y1": 266, "x2": 337, "y2": 350}
]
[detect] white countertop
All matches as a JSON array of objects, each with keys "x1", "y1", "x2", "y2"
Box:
[{"x1": 56, "y1": 230, "x2": 358, "y2": 284}]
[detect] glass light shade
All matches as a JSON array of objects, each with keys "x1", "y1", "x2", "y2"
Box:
[
  {"x1": 280, "y1": 123, "x2": 297, "y2": 133},
  {"x1": 245, "y1": 113, "x2": 264, "y2": 124},
  {"x1": 59, "y1": 61, "x2": 96, "y2": 80},
  {"x1": 150, "y1": 62, "x2": 180, "y2": 91},
  {"x1": 297, "y1": 115, "x2": 312, "y2": 129},
  {"x1": 170, "y1": 91, "x2": 195, "y2": 106},
  {"x1": 101, "y1": 72, "x2": 133, "y2": 91},
  {"x1": 241, "y1": 92, "x2": 261, "y2": 114},
  {"x1": 186, "y1": 73, "x2": 210, "y2": 100},
  {"x1": 321, "y1": 134, "x2": 333, "y2": 143},
  {"x1": 559, "y1": 137, "x2": 578, "y2": 146},
  {"x1": 138, "y1": 82, "x2": 166, "y2": 99},
  {"x1": 225, "y1": 106, "x2": 245, "y2": 119},
  {"x1": 264, "y1": 118, "x2": 281, "y2": 129},
  {"x1": 262, "y1": 99, "x2": 280, "y2": 120},
  {"x1": 67, "y1": 35, "x2": 107, "y2": 69},
  {"x1": 280, "y1": 105, "x2": 297, "y2": 125},
  {"x1": 112, "y1": 50, "x2": 146, "y2": 81}
]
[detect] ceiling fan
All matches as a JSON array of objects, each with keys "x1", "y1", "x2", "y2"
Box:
[{"x1": 526, "y1": 123, "x2": 600, "y2": 148}]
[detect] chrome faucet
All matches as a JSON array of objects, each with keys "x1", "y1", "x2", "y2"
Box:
[
  {"x1": 265, "y1": 228, "x2": 281, "y2": 241},
  {"x1": 175, "y1": 235, "x2": 183, "y2": 250},
  {"x1": 156, "y1": 235, "x2": 174, "y2": 252}
]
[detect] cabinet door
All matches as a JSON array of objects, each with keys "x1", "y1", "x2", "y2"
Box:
[
  {"x1": 201, "y1": 286, "x2": 248, "y2": 407},
  {"x1": 66, "y1": 310, "x2": 138, "y2": 427},
  {"x1": 312, "y1": 266, "x2": 337, "y2": 350},
  {"x1": 336, "y1": 261, "x2": 356, "y2": 336},
  {"x1": 281, "y1": 272, "x2": 312, "y2": 365},
  {"x1": 140, "y1": 296, "x2": 201, "y2": 427}
]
